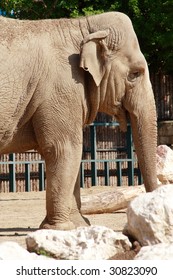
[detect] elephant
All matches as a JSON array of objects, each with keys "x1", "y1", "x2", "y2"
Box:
[{"x1": 0, "y1": 12, "x2": 158, "y2": 230}]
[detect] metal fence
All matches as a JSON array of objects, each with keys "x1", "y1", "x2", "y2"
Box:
[
  {"x1": 0, "y1": 152, "x2": 45, "y2": 192},
  {"x1": 0, "y1": 122, "x2": 142, "y2": 192},
  {"x1": 81, "y1": 122, "x2": 142, "y2": 188}
]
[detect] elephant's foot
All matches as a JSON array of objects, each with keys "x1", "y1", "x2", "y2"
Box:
[
  {"x1": 39, "y1": 217, "x2": 75, "y2": 231},
  {"x1": 70, "y1": 210, "x2": 91, "y2": 228},
  {"x1": 40, "y1": 211, "x2": 90, "y2": 230}
]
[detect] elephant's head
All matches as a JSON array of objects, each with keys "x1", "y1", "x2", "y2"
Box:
[{"x1": 80, "y1": 13, "x2": 158, "y2": 192}]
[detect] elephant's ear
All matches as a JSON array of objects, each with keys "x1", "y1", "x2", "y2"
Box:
[{"x1": 80, "y1": 30, "x2": 109, "y2": 86}]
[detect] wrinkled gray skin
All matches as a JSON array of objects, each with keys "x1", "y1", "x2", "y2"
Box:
[{"x1": 0, "y1": 12, "x2": 158, "y2": 230}]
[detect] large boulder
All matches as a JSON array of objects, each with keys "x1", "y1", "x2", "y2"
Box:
[
  {"x1": 124, "y1": 184, "x2": 173, "y2": 246},
  {"x1": 157, "y1": 145, "x2": 173, "y2": 184},
  {"x1": 135, "y1": 243, "x2": 173, "y2": 260},
  {"x1": 26, "y1": 226, "x2": 131, "y2": 260}
]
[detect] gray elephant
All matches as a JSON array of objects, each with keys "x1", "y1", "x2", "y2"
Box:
[{"x1": 0, "y1": 12, "x2": 157, "y2": 230}]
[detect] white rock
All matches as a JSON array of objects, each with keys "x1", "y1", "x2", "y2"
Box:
[
  {"x1": 125, "y1": 184, "x2": 173, "y2": 246},
  {"x1": 135, "y1": 243, "x2": 173, "y2": 260},
  {"x1": 157, "y1": 145, "x2": 173, "y2": 183},
  {"x1": 0, "y1": 241, "x2": 49, "y2": 260},
  {"x1": 26, "y1": 226, "x2": 131, "y2": 260}
]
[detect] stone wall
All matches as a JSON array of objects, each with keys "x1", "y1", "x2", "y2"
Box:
[{"x1": 158, "y1": 121, "x2": 173, "y2": 146}]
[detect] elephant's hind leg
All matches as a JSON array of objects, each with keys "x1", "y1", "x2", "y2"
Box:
[
  {"x1": 33, "y1": 93, "x2": 87, "y2": 230},
  {"x1": 40, "y1": 140, "x2": 83, "y2": 230},
  {"x1": 33, "y1": 116, "x2": 84, "y2": 229},
  {"x1": 70, "y1": 172, "x2": 90, "y2": 227}
]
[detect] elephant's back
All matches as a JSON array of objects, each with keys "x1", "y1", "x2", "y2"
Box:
[{"x1": 0, "y1": 16, "x2": 56, "y2": 45}]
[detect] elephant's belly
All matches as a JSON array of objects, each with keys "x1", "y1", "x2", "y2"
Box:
[{"x1": 0, "y1": 123, "x2": 38, "y2": 154}]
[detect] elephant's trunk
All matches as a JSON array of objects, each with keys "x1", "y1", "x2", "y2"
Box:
[{"x1": 129, "y1": 101, "x2": 158, "y2": 192}]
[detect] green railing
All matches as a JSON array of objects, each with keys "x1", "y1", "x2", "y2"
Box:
[
  {"x1": 81, "y1": 122, "x2": 142, "y2": 187},
  {"x1": 1, "y1": 153, "x2": 45, "y2": 192},
  {"x1": 0, "y1": 122, "x2": 142, "y2": 192}
]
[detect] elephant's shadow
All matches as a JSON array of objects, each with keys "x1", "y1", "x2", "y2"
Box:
[
  {"x1": 68, "y1": 54, "x2": 85, "y2": 84},
  {"x1": 0, "y1": 227, "x2": 38, "y2": 237}
]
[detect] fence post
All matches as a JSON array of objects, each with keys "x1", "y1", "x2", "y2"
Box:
[
  {"x1": 117, "y1": 161, "x2": 122, "y2": 186},
  {"x1": 39, "y1": 163, "x2": 45, "y2": 191},
  {"x1": 90, "y1": 124, "x2": 97, "y2": 186},
  {"x1": 104, "y1": 161, "x2": 110, "y2": 186},
  {"x1": 127, "y1": 125, "x2": 134, "y2": 185},
  {"x1": 9, "y1": 153, "x2": 16, "y2": 192},
  {"x1": 137, "y1": 164, "x2": 143, "y2": 185},
  {"x1": 25, "y1": 163, "x2": 31, "y2": 192},
  {"x1": 80, "y1": 162, "x2": 85, "y2": 188}
]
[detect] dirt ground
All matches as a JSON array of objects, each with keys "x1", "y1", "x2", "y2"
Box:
[{"x1": 0, "y1": 191, "x2": 136, "y2": 259}]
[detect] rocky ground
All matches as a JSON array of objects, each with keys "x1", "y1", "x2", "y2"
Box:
[{"x1": 0, "y1": 191, "x2": 137, "y2": 259}]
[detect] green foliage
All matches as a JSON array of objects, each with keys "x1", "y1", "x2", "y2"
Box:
[
  {"x1": 0, "y1": 0, "x2": 172, "y2": 73},
  {"x1": 126, "y1": 0, "x2": 173, "y2": 73},
  {"x1": 37, "y1": 248, "x2": 53, "y2": 258}
]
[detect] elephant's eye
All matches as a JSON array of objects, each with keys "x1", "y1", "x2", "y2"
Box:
[{"x1": 127, "y1": 71, "x2": 141, "y2": 82}]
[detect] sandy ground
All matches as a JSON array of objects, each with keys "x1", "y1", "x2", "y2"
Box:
[{"x1": 0, "y1": 191, "x2": 127, "y2": 249}]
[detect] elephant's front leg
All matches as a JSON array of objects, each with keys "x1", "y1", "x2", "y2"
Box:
[{"x1": 40, "y1": 141, "x2": 82, "y2": 230}]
